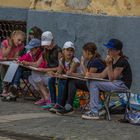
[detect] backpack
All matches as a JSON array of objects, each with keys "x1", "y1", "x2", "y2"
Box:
[{"x1": 126, "y1": 109, "x2": 140, "y2": 125}]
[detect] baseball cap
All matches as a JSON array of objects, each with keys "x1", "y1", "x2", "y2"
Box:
[
  {"x1": 41, "y1": 31, "x2": 53, "y2": 46},
  {"x1": 63, "y1": 41, "x2": 75, "y2": 50},
  {"x1": 104, "y1": 39, "x2": 123, "y2": 50},
  {"x1": 25, "y1": 39, "x2": 41, "y2": 50},
  {"x1": 28, "y1": 29, "x2": 34, "y2": 34},
  {"x1": 28, "y1": 26, "x2": 42, "y2": 38}
]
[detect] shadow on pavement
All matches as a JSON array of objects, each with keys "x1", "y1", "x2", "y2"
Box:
[{"x1": 0, "y1": 130, "x2": 64, "y2": 140}]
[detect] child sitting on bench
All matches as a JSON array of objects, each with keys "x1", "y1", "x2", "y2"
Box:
[
  {"x1": 42, "y1": 41, "x2": 80, "y2": 112},
  {"x1": 82, "y1": 39, "x2": 132, "y2": 120},
  {"x1": 2, "y1": 38, "x2": 46, "y2": 101}
]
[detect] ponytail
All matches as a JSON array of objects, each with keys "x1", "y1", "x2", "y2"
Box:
[
  {"x1": 119, "y1": 50, "x2": 128, "y2": 59},
  {"x1": 83, "y1": 42, "x2": 101, "y2": 59},
  {"x1": 94, "y1": 51, "x2": 101, "y2": 58}
]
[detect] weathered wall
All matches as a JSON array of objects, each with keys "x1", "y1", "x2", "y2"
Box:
[
  {"x1": 0, "y1": 0, "x2": 30, "y2": 8},
  {"x1": 0, "y1": 7, "x2": 140, "y2": 92},
  {"x1": 0, "y1": 0, "x2": 140, "y2": 16},
  {"x1": 0, "y1": 7, "x2": 28, "y2": 21},
  {"x1": 28, "y1": 10, "x2": 140, "y2": 92}
]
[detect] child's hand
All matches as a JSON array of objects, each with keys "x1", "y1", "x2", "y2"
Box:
[
  {"x1": 80, "y1": 56, "x2": 85, "y2": 65},
  {"x1": 66, "y1": 71, "x2": 72, "y2": 75},
  {"x1": 105, "y1": 55, "x2": 113, "y2": 66},
  {"x1": 37, "y1": 68, "x2": 46, "y2": 72},
  {"x1": 55, "y1": 72, "x2": 60, "y2": 76},
  {"x1": 16, "y1": 60, "x2": 21, "y2": 64},
  {"x1": 85, "y1": 72, "x2": 92, "y2": 77},
  {"x1": 21, "y1": 61, "x2": 30, "y2": 66},
  {"x1": 2, "y1": 57, "x2": 7, "y2": 60},
  {"x1": 47, "y1": 71, "x2": 55, "y2": 77},
  {"x1": 14, "y1": 57, "x2": 18, "y2": 61}
]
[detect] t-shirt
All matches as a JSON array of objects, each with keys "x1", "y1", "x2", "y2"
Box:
[
  {"x1": 59, "y1": 57, "x2": 80, "y2": 73},
  {"x1": 18, "y1": 52, "x2": 37, "y2": 62},
  {"x1": 42, "y1": 45, "x2": 62, "y2": 68},
  {"x1": 18, "y1": 50, "x2": 47, "y2": 68},
  {"x1": 112, "y1": 57, "x2": 132, "y2": 89},
  {"x1": 0, "y1": 39, "x2": 24, "y2": 59},
  {"x1": 87, "y1": 57, "x2": 105, "y2": 73}
]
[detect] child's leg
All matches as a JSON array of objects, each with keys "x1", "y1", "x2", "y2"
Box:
[
  {"x1": 56, "y1": 79, "x2": 89, "y2": 115},
  {"x1": 0, "y1": 65, "x2": 9, "y2": 95},
  {"x1": 89, "y1": 80, "x2": 128, "y2": 113},
  {"x1": 48, "y1": 77, "x2": 56, "y2": 104},
  {"x1": 0, "y1": 65, "x2": 8, "y2": 80},
  {"x1": 28, "y1": 75, "x2": 39, "y2": 91},
  {"x1": 0, "y1": 77, "x2": 3, "y2": 94},
  {"x1": 58, "y1": 79, "x2": 88, "y2": 111},
  {"x1": 82, "y1": 81, "x2": 128, "y2": 119},
  {"x1": 48, "y1": 79, "x2": 66, "y2": 112},
  {"x1": 28, "y1": 73, "x2": 44, "y2": 101},
  {"x1": 59, "y1": 79, "x2": 69, "y2": 107},
  {"x1": 66, "y1": 79, "x2": 88, "y2": 107},
  {"x1": 30, "y1": 72, "x2": 45, "y2": 98},
  {"x1": 57, "y1": 79, "x2": 66, "y2": 105},
  {"x1": 6, "y1": 67, "x2": 25, "y2": 98},
  {"x1": 36, "y1": 81, "x2": 50, "y2": 101},
  {"x1": 11, "y1": 66, "x2": 24, "y2": 87}
]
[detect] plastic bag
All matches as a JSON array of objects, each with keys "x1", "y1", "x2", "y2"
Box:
[
  {"x1": 126, "y1": 109, "x2": 140, "y2": 125},
  {"x1": 118, "y1": 93, "x2": 140, "y2": 110},
  {"x1": 73, "y1": 94, "x2": 80, "y2": 108}
]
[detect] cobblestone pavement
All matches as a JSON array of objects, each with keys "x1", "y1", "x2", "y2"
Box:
[{"x1": 0, "y1": 98, "x2": 140, "y2": 140}]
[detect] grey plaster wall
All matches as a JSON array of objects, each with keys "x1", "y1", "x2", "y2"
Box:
[
  {"x1": 27, "y1": 10, "x2": 140, "y2": 92},
  {"x1": 0, "y1": 7, "x2": 140, "y2": 92},
  {"x1": 0, "y1": 7, "x2": 28, "y2": 21}
]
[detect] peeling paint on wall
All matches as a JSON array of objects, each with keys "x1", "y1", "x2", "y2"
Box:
[
  {"x1": 65, "y1": 0, "x2": 91, "y2": 10},
  {"x1": 0, "y1": 0, "x2": 140, "y2": 16}
]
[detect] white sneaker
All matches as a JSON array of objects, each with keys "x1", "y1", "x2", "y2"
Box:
[
  {"x1": 99, "y1": 109, "x2": 106, "y2": 116},
  {"x1": 82, "y1": 111, "x2": 99, "y2": 120}
]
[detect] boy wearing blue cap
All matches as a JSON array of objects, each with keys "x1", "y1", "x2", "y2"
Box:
[{"x1": 82, "y1": 39, "x2": 132, "y2": 120}]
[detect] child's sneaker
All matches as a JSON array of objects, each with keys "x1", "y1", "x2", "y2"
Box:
[
  {"x1": 56, "y1": 108, "x2": 74, "y2": 115},
  {"x1": 34, "y1": 99, "x2": 46, "y2": 105},
  {"x1": 1, "y1": 89, "x2": 9, "y2": 97},
  {"x1": 46, "y1": 99, "x2": 51, "y2": 104},
  {"x1": 9, "y1": 85, "x2": 18, "y2": 96},
  {"x1": 42, "y1": 103, "x2": 55, "y2": 110},
  {"x1": 1, "y1": 92, "x2": 9, "y2": 97},
  {"x1": 49, "y1": 104, "x2": 64, "y2": 113},
  {"x1": 82, "y1": 111, "x2": 99, "y2": 120},
  {"x1": 99, "y1": 109, "x2": 106, "y2": 116},
  {"x1": 1, "y1": 92, "x2": 17, "y2": 102}
]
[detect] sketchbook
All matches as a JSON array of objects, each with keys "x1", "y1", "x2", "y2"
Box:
[
  {"x1": 62, "y1": 73, "x2": 109, "y2": 82},
  {"x1": 62, "y1": 74, "x2": 86, "y2": 81},
  {"x1": 84, "y1": 76, "x2": 109, "y2": 82},
  {"x1": 0, "y1": 61, "x2": 14, "y2": 66},
  {"x1": 3, "y1": 63, "x2": 19, "y2": 82}
]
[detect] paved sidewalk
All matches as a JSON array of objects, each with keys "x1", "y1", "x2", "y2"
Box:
[
  {"x1": 0, "y1": 136, "x2": 15, "y2": 140},
  {"x1": 0, "y1": 98, "x2": 139, "y2": 140}
]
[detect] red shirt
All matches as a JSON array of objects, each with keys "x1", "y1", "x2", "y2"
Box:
[{"x1": 18, "y1": 51, "x2": 47, "y2": 68}]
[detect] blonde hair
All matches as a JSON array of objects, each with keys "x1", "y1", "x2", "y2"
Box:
[
  {"x1": 8, "y1": 30, "x2": 26, "y2": 47},
  {"x1": 11, "y1": 30, "x2": 26, "y2": 39}
]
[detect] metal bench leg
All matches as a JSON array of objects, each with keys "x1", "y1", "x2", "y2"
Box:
[
  {"x1": 123, "y1": 92, "x2": 131, "y2": 120},
  {"x1": 103, "y1": 93, "x2": 111, "y2": 121}
]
